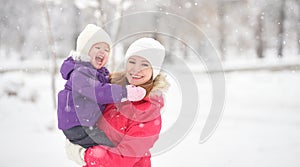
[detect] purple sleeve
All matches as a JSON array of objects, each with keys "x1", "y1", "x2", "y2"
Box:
[
  {"x1": 70, "y1": 66, "x2": 127, "y2": 104},
  {"x1": 60, "y1": 57, "x2": 75, "y2": 80}
]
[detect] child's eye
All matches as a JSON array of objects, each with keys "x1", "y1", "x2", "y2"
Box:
[
  {"x1": 105, "y1": 49, "x2": 109, "y2": 52},
  {"x1": 95, "y1": 47, "x2": 101, "y2": 49},
  {"x1": 128, "y1": 60, "x2": 136, "y2": 64},
  {"x1": 142, "y1": 63, "x2": 149, "y2": 67}
]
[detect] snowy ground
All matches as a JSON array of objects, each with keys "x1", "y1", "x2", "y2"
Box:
[{"x1": 0, "y1": 67, "x2": 300, "y2": 166}]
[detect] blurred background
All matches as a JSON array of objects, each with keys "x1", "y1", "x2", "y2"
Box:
[
  {"x1": 1, "y1": 0, "x2": 299, "y2": 62},
  {"x1": 0, "y1": 0, "x2": 300, "y2": 166}
]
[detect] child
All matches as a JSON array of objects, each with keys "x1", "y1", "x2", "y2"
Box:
[{"x1": 57, "y1": 24, "x2": 146, "y2": 148}]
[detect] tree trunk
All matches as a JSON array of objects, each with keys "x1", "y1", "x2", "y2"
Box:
[
  {"x1": 96, "y1": 0, "x2": 104, "y2": 27},
  {"x1": 255, "y1": 11, "x2": 264, "y2": 58},
  {"x1": 217, "y1": 1, "x2": 226, "y2": 61},
  {"x1": 43, "y1": 1, "x2": 57, "y2": 110},
  {"x1": 277, "y1": 0, "x2": 286, "y2": 58},
  {"x1": 72, "y1": 2, "x2": 81, "y2": 50},
  {"x1": 183, "y1": 43, "x2": 188, "y2": 59},
  {"x1": 111, "y1": 0, "x2": 125, "y2": 71},
  {"x1": 297, "y1": 0, "x2": 300, "y2": 56}
]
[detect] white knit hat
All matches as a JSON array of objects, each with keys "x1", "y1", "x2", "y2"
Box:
[
  {"x1": 125, "y1": 38, "x2": 165, "y2": 79},
  {"x1": 73, "y1": 24, "x2": 112, "y2": 62}
]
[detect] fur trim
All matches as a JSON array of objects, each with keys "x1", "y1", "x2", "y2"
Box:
[
  {"x1": 150, "y1": 73, "x2": 169, "y2": 96},
  {"x1": 69, "y1": 50, "x2": 80, "y2": 61}
]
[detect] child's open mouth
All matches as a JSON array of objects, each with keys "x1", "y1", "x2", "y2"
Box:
[{"x1": 95, "y1": 55, "x2": 104, "y2": 65}]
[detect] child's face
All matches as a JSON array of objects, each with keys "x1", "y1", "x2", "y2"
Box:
[
  {"x1": 88, "y1": 42, "x2": 110, "y2": 69},
  {"x1": 125, "y1": 56, "x2": 153, "y2": 86}
]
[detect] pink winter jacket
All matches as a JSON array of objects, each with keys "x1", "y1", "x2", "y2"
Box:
[{"x1": 84, "y1": 95, "x2": 164, "y2": 167}]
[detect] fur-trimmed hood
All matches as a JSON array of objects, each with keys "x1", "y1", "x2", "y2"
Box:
[{"x1": 149, "y1": 73, "x2": 169, "y2": 96}]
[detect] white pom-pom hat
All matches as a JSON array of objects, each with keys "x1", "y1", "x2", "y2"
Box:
[
  {"x1": 73, "y1": 24, "x2": 112, "y2": 62},
  {"x1": 125, "y1": 38, "x2": 165, "y2": 79}
]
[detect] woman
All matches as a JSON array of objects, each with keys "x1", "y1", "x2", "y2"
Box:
[{"x1": 66, "y1": 37, "x2": 169, "y2": 167}]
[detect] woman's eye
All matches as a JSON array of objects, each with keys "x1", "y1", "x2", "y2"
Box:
[
  {"x1": 142, "y1": 63, "x2": 149, "y2": 67},
  {"x1": 128, "y1": 61, "x2": 135, "y2": 64},
  {"x1": 105, "y1": 49, "x2": 109, "y2": 52}
]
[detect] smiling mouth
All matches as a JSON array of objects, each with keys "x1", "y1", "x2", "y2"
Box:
[{"x1": 131, "y1": 74, "x2": 143, "y2": 79}]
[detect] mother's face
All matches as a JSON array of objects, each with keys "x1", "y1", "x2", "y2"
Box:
[{"x1": 125, "y1": 55, "x2": 153, "y2": 86}]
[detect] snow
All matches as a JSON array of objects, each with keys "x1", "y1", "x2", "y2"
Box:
[
  {"x1": 74, "y1": 0, "x2": 99, "y2": 9},
  {"x1": 107, "y1": 0, "x2": 122, "y2": 5},
  {"x1": 0, "y1": 63, "x2": 300, "y2": 166},
  {"x1": 153, "y1": 70, "x2": 300, "y2": 167}
]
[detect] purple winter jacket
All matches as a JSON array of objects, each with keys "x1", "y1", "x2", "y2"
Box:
[{"x1": 57, "y1": 57, "x2": 127, "y2": 130}]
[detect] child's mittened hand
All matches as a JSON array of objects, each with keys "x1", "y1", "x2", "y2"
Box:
[
  {"x1": 65, "y1": 140, "x2": 87, "y2": 166},
  {"x1": 126, "y1": 85, "x2": 146, "y2": 101}
]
